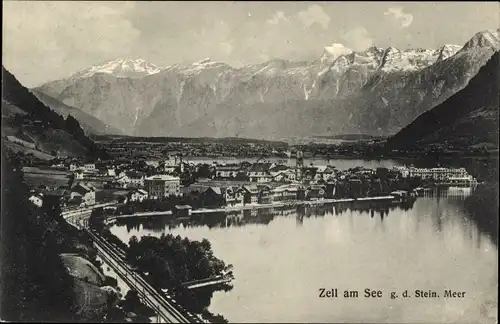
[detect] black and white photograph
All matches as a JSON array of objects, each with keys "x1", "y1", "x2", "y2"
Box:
[{"x1": 1, "y1": 1, "x2": 498, "y2": 323}]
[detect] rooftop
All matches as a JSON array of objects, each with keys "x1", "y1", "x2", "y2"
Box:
[
  {"x1": 145, "y1": 174, "x2": 180, "y2": 181},
  {"x1": 174, "y1": 205, "x2": 192, "y2": 210}
]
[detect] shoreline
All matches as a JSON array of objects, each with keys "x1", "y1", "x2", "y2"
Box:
[{"x1": 107, "y1": 195, "x2": 397, "y2": 221}]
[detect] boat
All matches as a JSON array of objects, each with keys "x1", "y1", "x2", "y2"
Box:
[{"x1": 390, "y1": 190, "x2": 416, "y2": 203}]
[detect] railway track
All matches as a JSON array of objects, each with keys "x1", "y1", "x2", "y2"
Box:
[{"x1": 87, "y1": 229, "x2": 203, "y2": 323}]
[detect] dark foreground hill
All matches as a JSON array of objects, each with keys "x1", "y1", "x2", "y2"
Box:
[
  {"x1": 387, "y1": 51, "x2": 499, "y2": 151},
  {"x1": 1, "y1": 67, "x2": 108, "y2": 159}
]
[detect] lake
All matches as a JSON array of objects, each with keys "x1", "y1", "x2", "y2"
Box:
[{"x1": 110, "y1": 186, "x2": 498, "y2": 323}]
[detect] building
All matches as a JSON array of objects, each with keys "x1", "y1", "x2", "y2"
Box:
[
  {"x1": 271, "y1": 169, "x2": 296, "y2": 182},
  {"x1": 257, "y1": 185, "x2": 273, "y2": 204},
  {"x1": 29, "y1": 194, "x2": 44, "y2": 208},
  {"x1": 224, "y1": 186, "x2": 245, "y2": 207},
  {"x1": 324, "y1": 182, "x2": 337, "y2": 198},
  {"x1": 314, "y1": 166, "x2": 336, "y2": 183},
  {"x1": 249, "y1": 163, "x2": 273, "y2": 183},
  {"x1": 159, "y1": 155, "x2": 183, "y2": 173},
  {"x1": 393, "y1": 166, "x2": 410, "y2": 178},
  {"x1": 74, "y1": 170, "x2": 85, "y2": 180},
  {"x1": 407, "y1": 167, "x2": 471, "y2": 181},
  {"x1": 129, "y1": 189, "x2": 149, "y2": 202},
  {"x1": 306, "y1": 185, "x2": 326, "y2": 200},
  {"x1": 215, "y1": 165, "x2": 240, "y2": 179},
  {"x1": 83, "y1": 163, "x2": 96, "y2": 173},
  {"x1": 70, "y1": 183, "x2": 96, "y2": 206},
  {"x1": 44, "y1": 189, "x2": 68, "y2": 210},
  {"x1": 69, "y1": 162, "x2": 83, "y2": 172},
  {"x1": 115, "y1": 174, "x2": 130, "y2": 188},
  {"x1": 173, "y1": 205, "x2": 192, "y2": 218},
  {"x1": 200, "y1": 187, "x2": 225, "y2": 208},
  {"x1": 145, "y1": 174, "x2": 181, "y2": 199},
  {"x1": 272, "y1": 184, "x2": 302, "y2": 202},
  {"x1": 240, "y1": 185, "x2": 260, "y2": 204},
  {"x1": 295, "y1": 150, "x2": 304, "y2": 180},
  {"x1": 126, "y1": 171, "x2": 145, "y2": 187}
]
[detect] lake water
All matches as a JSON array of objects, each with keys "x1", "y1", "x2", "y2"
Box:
[{"x1": 110, "y1": 186, "x2": 498, "y2": 323}]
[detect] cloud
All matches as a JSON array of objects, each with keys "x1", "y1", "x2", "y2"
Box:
[
  {"x1": 267, "y1": 11, "x2": 289, "y2": 25},
  {"x1": 384, "y1": 7, "x2": 413, "y2": 28},
  {"x1": 341, "y1": 27, "x2": 373, "y2": 51},
  {"x1": 297, "y1": 4, "x2": 330, "y2": 29}
]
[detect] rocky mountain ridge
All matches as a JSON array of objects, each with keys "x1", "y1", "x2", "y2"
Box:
[{"x1": 35, "y1": 28, "x2": 500, "y2": 139}]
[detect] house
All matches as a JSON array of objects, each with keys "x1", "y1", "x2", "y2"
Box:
[
  {"x1": 44, "y1": 189, "x2": 68, "y2": 210},
  {"x1": 129, "y1": 188, "x2": 149, "y2": 202},
  {"x1": 324, "y1": 182, "x2": 337, "y2": 198},
  {"x1": 201, "y1": 187, "x2": 225, "y2": 208},
  {"x1": 29, "y1": 193, "x2": 44, "y2": 208},
  {"x1": 272, "y1": 184, "x2": 301, "y2": 202},
  {"x1": 144, "y1": 174, "x2": 181, "y2": 199},
  {"x1": 306, "y1": 185, "x2": 326, "y2": 200},
  {"x1": 70, "y1": 183, "x2": 96, "y2": 206},
  {"x1": 158, "y1": 156, "x2": 182, "y2": 173},
  {"x1": 354, "y1": 167, "x2": 375, "y2": 176},
  {"x1": 240, "y1": 185, "x2": 260, "y2": 205},
  {"x1": 126, "y1": 171, "x2": 145, "y2": 187},
  {"x1": 116, "y1": 174, "x2": 130, "y2": 188},
  {"x1": 249, "y1": 163, "x2": 273, "y2": 183},
  {"x1": 269, "y1": 164, "x2": 289, "y2": 174},
  {"x1": 69, "y1": 161, "x2": 83, "y2": 172},
  {"x1": 302, "y1": 167, "x2": 318, "y2": 182},
  {"x1": 74, "y1": 170, "x2": 85, "y2": 180},
  {"x1": 224, "y1": 186, "x2": 244, "y2": 207},
  {"x1": 314, "y1": 166, "x2": 336, "y2": 183},
  {"x1": 348, "y1": 178, "x2": 363, "y2": 197},
  {"x1": 106, "y1": 168, "x2": 115, "y2": 177},
  {"x1": 83, "y1": 163, "x2": 97, "y2": 173},
  {"x1": 257, "y1": 185, "x2": 272, "y2": 204},
  {"x1": 173, "y1": 205, "x2": 192, "y2": 218},
  {"x1": 271, "y1": 169, "x2": 296, "y2": 182},
  {"x1": 215, "y1": 165, "x2": 240, "y2": 179}
]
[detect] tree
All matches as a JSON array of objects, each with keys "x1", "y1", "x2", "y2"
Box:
[
  {"x1": 89, "y1": 207, "x2": 105, "y2": 232},
  {"x1": 1, "y1": 147, "x2": 77, "y2": 321}
]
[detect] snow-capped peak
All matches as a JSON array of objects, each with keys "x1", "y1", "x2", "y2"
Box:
[
  {"x1": 321, "y1": 43, "x2": 353, "y2": 63},
  {"x1": 436, "y1": 44, "x2": 463, "y2": 61},
  {"x1": 460, "y1": 28, "x2": 500, "y2": 52},
  {"x1": 194, "y1": 58, "x2": 214, "y2": 65},
  {"x1": 75, "y1": 58, "x2": 162, "y2": 78}
]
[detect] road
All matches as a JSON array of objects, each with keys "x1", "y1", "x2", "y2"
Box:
[{"x1": 64, "y1": 206, "x2": 204, "y2": 323}]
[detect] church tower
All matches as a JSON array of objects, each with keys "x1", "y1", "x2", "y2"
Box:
[{"x1": 295, "y1": 150, "x2": 304, "y2": 181}]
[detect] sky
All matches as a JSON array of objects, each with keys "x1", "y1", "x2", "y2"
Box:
[{"x1": 3, "y1": 1, "x2": 499, "y2": 87}]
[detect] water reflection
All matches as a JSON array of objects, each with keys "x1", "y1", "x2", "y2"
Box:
[
  {"x1": 115, "y1": 198, "x2": 417, "y2": 234},
  {"x1": 110, "y1": 187, "x2": 497, "y2": 323}
]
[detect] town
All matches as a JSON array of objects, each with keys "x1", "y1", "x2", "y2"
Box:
[{"x1": 25, "y1": 150, "x2": 478, "y2": 216}]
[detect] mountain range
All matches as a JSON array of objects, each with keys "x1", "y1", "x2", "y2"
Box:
[{"x1": 35, "y1": 29, "x2": 500, "y2": 140}]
